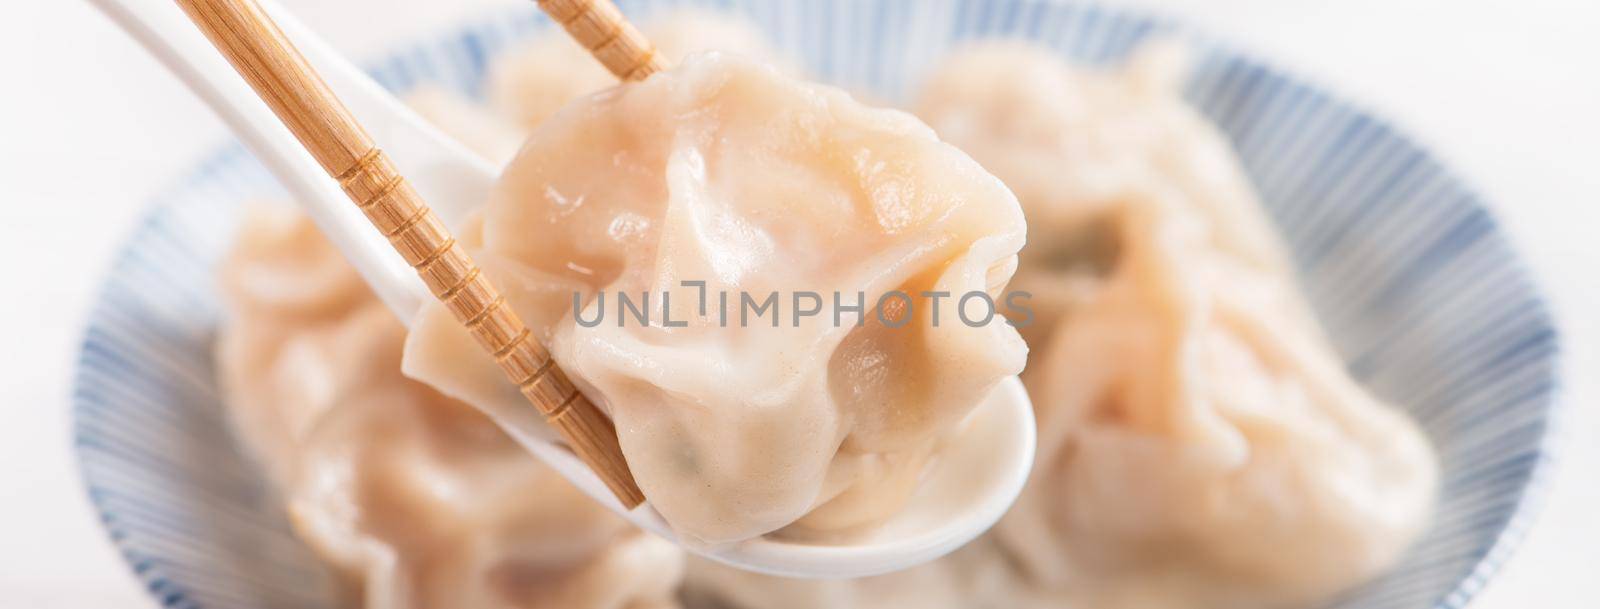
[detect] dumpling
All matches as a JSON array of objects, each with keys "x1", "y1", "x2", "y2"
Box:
[
  {"x1": 216, "y1": 207, "x2": 685, "y2": 609},
  {"x1": 217, "y1": 206, "x2": 382, "y2": 486},
  {"x1": 403, "y1": 53, "x2": 1029, "y2": 545},
  {"x1": 999, "y1": 194, "x2": 1437, "y2": 609},
  {"x1": 909, "y1": 41, "x2": 1438, "y2": 609},
  {"x1": 488, "y1": 9, "x2": 784, "y2": 130}
]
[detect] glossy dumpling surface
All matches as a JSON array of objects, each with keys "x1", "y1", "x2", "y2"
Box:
[{"x1": 404, "y1": 53, "x2": 1029, "y2": 544}]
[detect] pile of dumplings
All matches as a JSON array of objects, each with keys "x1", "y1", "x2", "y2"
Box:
[{"x1": 215, "y1": 10, "x2": 1437, "y2": 609}]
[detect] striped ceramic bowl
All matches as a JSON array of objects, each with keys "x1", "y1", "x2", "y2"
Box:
[{"x1": 72, "y1": 1, "x2": 1561, "y2": 608}]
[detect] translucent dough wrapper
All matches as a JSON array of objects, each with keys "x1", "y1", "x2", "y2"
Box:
[{"x1": 404, "y1": 53, "x2": 1029, "y2": 544}]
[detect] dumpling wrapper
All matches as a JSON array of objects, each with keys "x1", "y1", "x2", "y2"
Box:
[
  {"x1": 403, "y1": 53, "x2": 1029, "y2": 545},
  {"x1": 216, "y1": 208, "x2": 686, "y2": 609}
]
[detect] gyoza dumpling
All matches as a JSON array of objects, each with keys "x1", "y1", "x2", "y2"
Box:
[
  {"x1": 403, "y1": 53, "x2": 1029, "y2": 545},
  {"x1": 999, "y1": 193, "x2": 1437, "y2": 609},
  {"x1": 216, "y1": 208, "x2": 685, "y2": 609}
]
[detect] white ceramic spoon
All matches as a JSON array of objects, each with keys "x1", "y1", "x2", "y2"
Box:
[{"x1": 89, "y1": 0, "x2": 1037, "y2": 579}]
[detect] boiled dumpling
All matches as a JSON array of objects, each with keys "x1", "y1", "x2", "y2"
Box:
[
  {"x1": 998, "y1": 194, "x2": 1436, "y2": 609},
  {"x1": 919, "y1": 41, "x2": 1437, "y2": 609},
  {"x1": 216, "y1": 208, "x2": 685, "y2": 609},
  {"x1": 403, "y1": 53, "x2": 1029, "y2": 544}
]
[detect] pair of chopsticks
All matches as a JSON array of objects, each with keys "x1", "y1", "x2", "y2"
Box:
[{"x1": 174, "y1": 0, "x2": 663, "y2": 507}]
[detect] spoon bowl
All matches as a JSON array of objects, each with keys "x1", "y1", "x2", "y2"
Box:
[
  {"x1": 89, "y1": 0, "x2": 1037, "y2": 578},
  {"x1": 529, "y1": 376, "x2": 1034, "y2": 578}
]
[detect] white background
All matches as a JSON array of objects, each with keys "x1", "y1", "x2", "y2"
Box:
[{"x1": 1, "y1": 0, "x2": 1595, "y2": 607}]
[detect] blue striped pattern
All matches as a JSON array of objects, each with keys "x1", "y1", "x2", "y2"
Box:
[{"x1": 72, "y1": 2, "x2": 1560, "y2": 608}]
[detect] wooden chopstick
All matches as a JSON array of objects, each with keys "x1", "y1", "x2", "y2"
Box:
[
  {"x1": 173, "y1": 0, "x2": 646, "y2": 508},
  {"x1": 536, "y1": 0, "x2": 668, "y2": 81}
]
